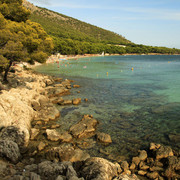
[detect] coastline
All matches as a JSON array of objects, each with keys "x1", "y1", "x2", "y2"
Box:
[
  {"x1": 0, "y1": 62, "x2": 180, "y2": 179},
  {"x1": 44, "y1": 53, "x2": 180, "y2": 65}
]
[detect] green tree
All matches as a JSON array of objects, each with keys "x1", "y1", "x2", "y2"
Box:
[{"x1": 0, "y1": 1, "x2": 54, "y2": 82}]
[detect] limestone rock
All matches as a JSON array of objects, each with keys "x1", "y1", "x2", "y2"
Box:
[
  {"x1": 138, "y1": 170, "x2": 147, "y2": 176},
  {"x1": 66, "y1": 165, "x2": 78, "y2": 179},
  {"x1": 50, "y1": 97, "x2": 64, "y2": 104},
  {"x1": 146, "y1": 172, "x2": 159, "y2": 179},
  {"x1": 47, "y1": 86, "x2": 70, "y2": 98},
  {"x1": 45, "y1": 79, "x2": 54, "y2": 86},
  {"x1": 140, "y1": 164, "x2": 149, "y2": 171},
  {"x1": 73, "y1": 98, "x2": 81, "y2": 105},
  {"x1": 46, "y1": 144, "x2": 90, "y2": 162},
  {"x1": 130, "y1": 163, "x2": 136, "y2": 170},
  {"x1": 150, "y1": 166, "x2": 163, "y2": 171},
  {"x1": 31, "y1": 100, "x2": 41, "y2": 111},
  {"x1": 30, "y1": 128, "x2": 40, "y2": 140},
  {"x1": 113, "y1": 174, "x2": 139, "y2": 180},
  {"x1": 70, "y1": 115, "x2": 98, "y2": 138},
  {"x1": 61, "y1": 79, "x2": 71, "y2": 87},
  {"x1": 73, "y1": 85, "x2": 80, "y2": 88},
  {"x1": 138, "y1": 150, "x2": 147, "y2": 161},
  {"x1": 56, "y1": 176, "x2": 64, "y2": 180},
  {"x1": 96, "y1": 132, "x2": 112, "y2": 144},
  {"x1": 0, "y1": 140, "x2": 21, "y2": 163},
  {"x1": 30, "y1": 172, "x2": 41, "y2": 180},
  {"x1": 84, "y1": 98, "x2": 88, "y2": 102},
  {"x1": 121, "y1": 161, "x2": 129, "y2": 171},
  {"x1": 25, "y1": 164, "x2": 38, "y2": 172},
  {"x1": 46, "y1": 129, "x2": 61, "y2": 141},
  {"x1": 61, "y1": 100, "x2": 72, "y2": 105},
  {"x1": 38, "y1": 95, "x2": 49, "y2": 107},
  {"x1": 0, "y1": 126, "x2": 25, "y2": 149},
  {"x1": 163, "y1": 156, "x2": 180, "y2": 179},
  {"x1": 59, "y1": 132, "x2": 73, "y2": 143},
  {"x1": 132, "y1": 157, "x2": 140, "y2": 166},
  {"x1": 38, "y1": 161, "x2": 66, "y2": 180},
  {"x1": 54, "y1": 78, "x2": 63, "y2": 82},
  {"x1": 38, "y1": 141, "x2": 47, "y2": 151},
  {"x1": 156, "y1": 145, "x2": 174, "y2": 160},
  {"x1": 150, "y1": 143, "x2": 161, "y2": 150},
  {"x1": 80, "y1": 157, "x2": 121, "y2": 180}
]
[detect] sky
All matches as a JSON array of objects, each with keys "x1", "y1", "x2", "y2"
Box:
[{"x1": 28, "y1": 0, "x2": 180, "y2": 49}]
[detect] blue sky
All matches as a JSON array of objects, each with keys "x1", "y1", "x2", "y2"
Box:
[{"x1": 28, "y1": 0, "x2": 180, "y2": 48}]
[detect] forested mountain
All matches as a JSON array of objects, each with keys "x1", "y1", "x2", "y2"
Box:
[{"x1": 23, "y1": 0, "x2": 180, "y2": 55}]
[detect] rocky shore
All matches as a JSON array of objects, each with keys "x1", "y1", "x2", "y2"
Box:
[{"x1": 0, "y1": 65, "x2": 179, "y2": 180}]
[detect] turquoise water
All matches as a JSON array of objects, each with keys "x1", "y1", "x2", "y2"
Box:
[{"x1": 35, "y1": 55, "x2": 180, "y2": 160}]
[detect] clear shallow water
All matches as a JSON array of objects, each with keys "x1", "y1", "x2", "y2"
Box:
[{"x1": 35, "y1": 55, "x2": 180, "y2": 160}]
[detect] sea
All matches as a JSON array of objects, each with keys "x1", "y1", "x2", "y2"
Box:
[{"x1": 34, "y1": 55, "x2": 180, "y2": 160}]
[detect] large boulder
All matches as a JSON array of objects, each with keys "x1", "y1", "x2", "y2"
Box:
[
  {"x1": 80, "y1": 157, "x2": 121, "y2": 180},
  {"x1": 0, "y1": 140, "x2": 21, "y2": 163},
  {"x1": 46, "y1": 144, "x2": 90, "y2": 162},
  {"x1": 0, "y1": 126, "x2": 25, "y2": 149},
  {"x1": 38, "y1": 161, "x2": 81, "y2": 180},
  {"x1": 38, "y1": 161, "x2": 66, "y2": 180}
]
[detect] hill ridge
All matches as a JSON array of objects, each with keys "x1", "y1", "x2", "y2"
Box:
[{"x1": 23, "y1": 0, "x2": 180, "y2": 55}]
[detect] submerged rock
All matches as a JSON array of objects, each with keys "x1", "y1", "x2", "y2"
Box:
[
  {"x1": 60, "y1": 100, "x2": 72, "y2": 105},
  {"x1": 38, "y1": 141, "x2": 47, "y2": 151},
  {"x1": 46, "y1": 129, "x2": 61, "y2": 141},
  {"x1": 73, "y1": 98, "x2": 81, "y2": 105},
  {"x1": 70, "y1": 115, "x2": 98, "y2": 139},
  {"x1": 96, "y1": 132, "x2": 112, "y2": 144},
  {"x1": 138, "y1": 150, "x2": 147, "y2": 161},
  {"x1": 168, "y1": 133, "x2": 180, "y2": 143},
  {"x1": 155, "y1": 145, "x2": 174, "y2": 160},
  {"x1": 30, "y1": 128, "x2": 40, "y2": 140},
  {"x1": 59, "y1": 131, "x2": 73, "y2": 143},
  {"x1": 73, "y1": 85, "x2": 80, "y2": 88}
]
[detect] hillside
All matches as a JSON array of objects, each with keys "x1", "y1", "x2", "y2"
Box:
[
  {"x1": 23, "y1": 0, "x2": 180, "y2": 55},
  {"x1": 23, "y1": 0, "x2": 130, "y2": 45}
]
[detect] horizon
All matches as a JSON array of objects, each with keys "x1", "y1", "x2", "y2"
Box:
[{"x1": 28, "y1": 0, "x2": 180, "y2": 49}]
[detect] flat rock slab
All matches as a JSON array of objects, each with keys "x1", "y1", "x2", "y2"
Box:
[
  {"x1": 46, "y1": 129, "x2": 61, "y2": 141},
  {"x1": 70, "y1": 115, "x2": 98, "y2": 139}
]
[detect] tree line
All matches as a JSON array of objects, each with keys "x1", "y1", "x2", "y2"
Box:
[{"x1": 29, "y1": 7, "x2": 180, "y2": 55}]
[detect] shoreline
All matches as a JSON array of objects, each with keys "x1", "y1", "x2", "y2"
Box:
[
  {"x1": 43, "y1": 53, "x2": 180, "y2": 66},
  {"x1": 0, "y1": 64, "x2": 180, "y2": 179}
]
